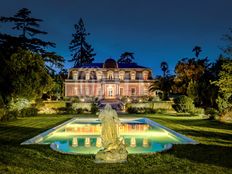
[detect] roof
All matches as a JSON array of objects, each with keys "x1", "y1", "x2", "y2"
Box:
[{"x1": 74, "y1": 62, "x2": 148, "y2": 69}]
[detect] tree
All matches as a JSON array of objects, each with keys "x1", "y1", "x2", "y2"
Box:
[
  {"x1": 149, "y1": 75, "x2": 173, "y2": 100},
  {"x1": 223, "y1": 28, "x2": 232, "y2": 57},
  {"x1": 192, "y1": 46, "x2": 202, "y2": 58},
  {"x1": 117, "y1": 52, "x2": 135, "y2": 64},
  {"x1": 160, "y1": 61, "x2": 169, "y2": 77},
  {"x1": 45, "y1": 69, "x2": 68, "y2": 100},
  {"x1": 174, "y1": 48, "x2": 210, "y2": 106},
  {"x1": 0, "y1": 49, "x2": 53, "y2": 103},
  {"x1": 212, "y1": 58, "x2": 232, "y2": 112},
  {"x1": 0, "y1": 8, "x2": 63, "y2": 71},
  {"x1": 69, "y1": 18, "x2": 95, "y2": 67}
]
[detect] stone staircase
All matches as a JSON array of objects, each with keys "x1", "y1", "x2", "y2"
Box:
[{"x1": 97, "y1": 99, "x2": 124, "y2": 112}]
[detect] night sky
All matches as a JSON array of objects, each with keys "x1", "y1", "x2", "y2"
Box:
[{"x1": 1, "y1": 0, "x2": 232, "y2": 75}]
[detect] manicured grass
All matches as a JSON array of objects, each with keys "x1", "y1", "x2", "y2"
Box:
[{"x1": 0, "y1": 114, "x2": 231, "y2": 174}]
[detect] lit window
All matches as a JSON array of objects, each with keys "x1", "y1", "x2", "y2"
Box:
[
  {"x1": 107, "y1": 71, "x2": 114, "y2": 80},
  {"x1": 119, "y1": 71, "x2": 125, "y2": 80},
  {"x1": 131, "y1": 72, "x2": 136, "y2": 80},
  {"x1": 74, "y1": 87, "x2": 78, "y2": 95},
  {"x1": 86, "y1": 88, "x2": 89, "y2": 95},
  {"x1": 131, "y1": 88, "x2": 136, "y2": 96},
  {"x1": 73, "y1": 72, "x2": 78, "y2": 80},
  {"x1": 120, "y1": 88, "x2": 123, "y2": 96}
]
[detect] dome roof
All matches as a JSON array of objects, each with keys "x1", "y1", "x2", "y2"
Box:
[{"x1": 103, "y1": 58, "x2": 118, "y2": 68}]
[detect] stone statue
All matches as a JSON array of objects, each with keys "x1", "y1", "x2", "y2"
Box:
[{"x1": 95, "y1": 104, "x2": 128, "y2": 163}]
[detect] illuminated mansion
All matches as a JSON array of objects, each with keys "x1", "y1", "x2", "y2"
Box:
[{"x1": 65, "y1": 58, "x2": 154, "y2": 99}]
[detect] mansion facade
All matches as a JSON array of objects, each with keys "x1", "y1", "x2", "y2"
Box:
[{"x1": 65, "y1": 58, "x2": 154, "y2": 99}]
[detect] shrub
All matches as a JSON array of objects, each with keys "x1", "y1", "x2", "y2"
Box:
[
  {"x1": 0, "y1": 108, "x2": 6, "y2": 121},
  {"x1": 205, "y1": 108, "x2": 219, "y2": 120},
  {"x1": 91, "y1": 103, "x2": 99, "y2": 114},
  {"x1": 76, "y1": 108, "x2": 84, "y2": 114},
  {"x1": 156, "y1": 108, "x2": 167, "y2": 114},
  {"x1": 20, "y1": 107, "x2": 38, "y2": 117},
  {"x1": 1, "y1": 109, "x2": 19, "y2": 121},
  {"x1": 173, "y1": 95, "x2": 195, "y2": 113},
  {"x1": 34, "y1": 98, "x2": 45, "y2": 108},
  {"x1": 144, "y1": 108, "x2": 157, "y2": 114},
  {"x1": 219, "y1": 106, "x2": 232, "y2": 123},
  {"x1": 192, "y1": 107, "x2": 205, "y2": 116},
  {"x1": 127, "y1": 107, "x2": 137, "y2": 114},
  {"x1": 8, "y1": 98, "x2": 31, "y2": 111},
  {"x1": 66, "y1": 107, "x2": 76, "y2": 114},
  {"x1": 70, "y1": 97, "x2": 80, "y2": 103}
]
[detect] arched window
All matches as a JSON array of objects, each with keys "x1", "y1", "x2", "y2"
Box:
[
  {"x1": 119, "y1": 71, "x2": 125, "y2": 80},
  {"x1": 107, "y1": 71, "x2": 114, "y2": 80},
  {"x1": 130, "y1": 71, "x2": 136, "y2": 80},
  {"x1": 143, "y1": 70, "x2": 149, "y2": 80}
]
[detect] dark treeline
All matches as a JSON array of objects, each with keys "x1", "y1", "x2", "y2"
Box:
[{"x1": 150, "y1": 44, "x2": 232, "y2": 114}]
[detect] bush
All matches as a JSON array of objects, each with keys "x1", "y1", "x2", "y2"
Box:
[
  {"x1": 127, "y1": 107, "x2": 156, "y2": 114},
  {"x1": 173, "y1": 95, "x2": 195, "y2": 113},
  {"x1": 76, "y1": 108, "x2": 84, "y2": 114},
  {"x1": 70, "y1": 97, "x2": 80, "y2": 103},
  {"x1": 156, "y1": 108, "x2": 167, "y2": 114},
  {"x1": 91, "y1": 103, "x2": 99, "y2": 114},
  {"x1": 8, "y1": 98, "x2": 31, "y2": 111},
  {"x1": 205, "y1": 108, "x2": 219, "y2": 120},
  {"x1": 144, "y1": 108, "x2": 157, "y2": 114},
  {"x1": 34, "y1": 98, "x2": 45, "y2": 108},
  {"x1": 192, "y1": 107, "x2": 205, "y2": 116},
  {"x1": 0, "y1": 108, "x2": 6, "y2": 121},
  {"x1": 5, "y1": 110, "x2": 19, "y2": 121},
  {"x1": 20, "y1": 107, "x2": 38, "y2": 117},
  {"x1": 219, "y1": 106, "x2": 232, "y2": 123},
  {"x1": 127, "y1": 107, "x2": 137, "y2": 114},
  {"x1": 66, "y1": 107, "x2": 76, "y2": 114}
]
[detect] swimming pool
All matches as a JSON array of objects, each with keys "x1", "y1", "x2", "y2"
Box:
[{"x1": 21, "y1": 117, "x2": 197, "y2": 154}]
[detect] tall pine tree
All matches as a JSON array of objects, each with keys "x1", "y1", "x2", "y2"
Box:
[
  {"x1": 69, "y1": 18, "x2": 95, "y2": 67},
  {"x1": 0, "y1": 8, "x2": 64, "y2": 71}
]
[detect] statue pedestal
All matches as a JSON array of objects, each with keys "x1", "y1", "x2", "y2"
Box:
[{"x1": 95, "y1": 140, "x2": 128, "y2": 163}]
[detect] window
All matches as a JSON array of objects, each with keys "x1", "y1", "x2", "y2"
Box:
[
  {"x1": 130, "y1": 71, "x2": 136, "y2": 80},
  {"x1": 73, "y1": 72, "x2": 78, "y2": 80},
  {"x1": 131, "y1": 88, "x2": 136, "y2": 96},
  {"x1": 143, "y1": 71, "x2": 149, "y2": 80},
  {"x1": 120, "y1": 88, "x2": 123, "y2": 96},
  {"x1": 107, "y1": 71, "x2": 114, "y2": 80},
  {"x1": 108, "y1": 87, "x2": 113, "y2": 96},
  {"x1": 119, "y1": 71, "x2": 125, "y2": 80},
  {"x1": 85, "y1": 88, "x2": 89, "y2": 95},
  {"x1": 98, "y1": 88, "x2": 101, "y2": 96},
  {"x1": 97, "y1": 71, "x2": 102, "y2": 80},
  {"x1": 86, "y1": 72, "x2": 90, "y2": 80},
  {"x1": 74, "y1": 87, "x2": 78, "y2": 95}
]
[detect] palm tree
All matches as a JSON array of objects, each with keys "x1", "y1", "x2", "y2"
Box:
[
  {"x1": 160, "y1": 61, "x2": 169, "y2": 77},
  {"x1": 192, "y1": 46, "x2": 202, "y2": 58}
]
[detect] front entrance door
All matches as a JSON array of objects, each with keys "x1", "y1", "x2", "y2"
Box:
[{"x1": 105, "y1": 85, "x2": 116, "y2": 99}]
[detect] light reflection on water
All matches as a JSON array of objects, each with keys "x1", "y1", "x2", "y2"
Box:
[{"x1": 41, "y1": 123, "x2": 183, "y2": 154}]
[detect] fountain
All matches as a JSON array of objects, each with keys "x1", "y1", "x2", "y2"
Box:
[{"x1": 95, "y1": 104, "x2": 128, "y2": 163}]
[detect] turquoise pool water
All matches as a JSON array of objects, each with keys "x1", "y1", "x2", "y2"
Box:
[{"x1": 22, "y1": 118, "x2": 197, "y2": 154}]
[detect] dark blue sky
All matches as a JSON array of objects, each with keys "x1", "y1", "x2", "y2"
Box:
[{"x1": 1, "y1": 0, "x2": 232, "y2": 75}]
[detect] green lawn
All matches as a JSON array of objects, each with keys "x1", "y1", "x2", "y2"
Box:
[{"x1": 0, "y1": 114, "x2": 231, "y2": 174}]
